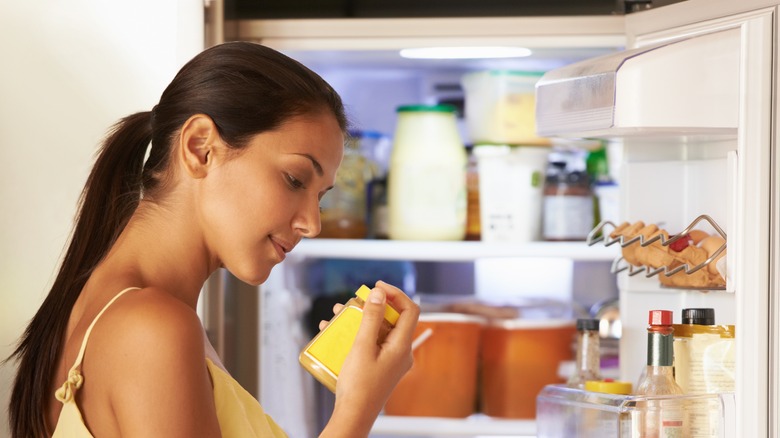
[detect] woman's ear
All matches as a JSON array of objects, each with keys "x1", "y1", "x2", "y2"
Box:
[{"x1": 178, "y1": 114, "x2": 222, "y2": 179}]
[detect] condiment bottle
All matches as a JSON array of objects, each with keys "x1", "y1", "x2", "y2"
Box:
[
  {"x1": 567, "y1": 318, "x2": 602, "y2": 389},
  {"x1": 635, "y1": 310, "x2": 686, "y2": 438},
  {"x1": 673, "y1": 308, "x2": 734, "y2": 437},
  {"x1": 387, "y1": 104, "x2": 467, "y2": 241},
  {"x1": 465, "y1": 146, "x2": 481, "y2": 240},
  {"x1": 673, "y1": 307, "x2": 736, "y2": 393},
  {"x1": 299, "y1": 285, "x2": 399, "y2": 392}
]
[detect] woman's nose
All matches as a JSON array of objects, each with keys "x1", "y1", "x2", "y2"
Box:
[{"x1": 294, "y1": 199, "x2": 322, "y2": 238}]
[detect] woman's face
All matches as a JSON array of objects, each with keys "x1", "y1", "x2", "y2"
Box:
[{"x1": 198, "y1": 112, "x2": 344, "y2": 285}]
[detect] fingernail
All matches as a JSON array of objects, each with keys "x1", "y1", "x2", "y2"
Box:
[{"x1": 369, "y1": 288, "x2": 385, "y2": 304}]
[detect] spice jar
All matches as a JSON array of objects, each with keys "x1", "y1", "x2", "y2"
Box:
[
  {"x1": 567, "y1": 318, "x2": 602, "y2": 389},
  {"x1": 299, "y1": 285, "x2": 399, "y2": 392},
  {"x1": 387, "y1": 104, "x2": 467, "y2": 241}
]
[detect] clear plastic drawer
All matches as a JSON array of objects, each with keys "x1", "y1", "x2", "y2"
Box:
[{"x1": 536, "y1": 384, "x2": 735, "y2": 437}]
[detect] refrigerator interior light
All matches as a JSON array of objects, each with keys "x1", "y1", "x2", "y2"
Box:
[{"x1": 399, "y1": 46, "x2": 532, "y2": 59}]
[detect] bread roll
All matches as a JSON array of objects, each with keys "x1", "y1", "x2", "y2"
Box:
[
  {"x1": 636, "y1": 228, "x2": 673, "y2": 268},
  {"x1": 688, "y1": 229, "x2": 709, "y2": 245},
  {"x1": 699, "y1": 235, "x2": 727, "y2": 276}
]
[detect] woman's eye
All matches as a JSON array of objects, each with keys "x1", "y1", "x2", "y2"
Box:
[{"x1": 285, "y1": 173, "x2": 305, "y2": 189}]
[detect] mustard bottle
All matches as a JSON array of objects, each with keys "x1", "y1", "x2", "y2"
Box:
[{"x1": 299, "y1": 285, "x2": 400, "y2": 392}]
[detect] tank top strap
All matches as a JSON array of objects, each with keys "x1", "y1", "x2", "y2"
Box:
[{"x1": 68, "y1": 287, "x2": 142, "y2": 372}]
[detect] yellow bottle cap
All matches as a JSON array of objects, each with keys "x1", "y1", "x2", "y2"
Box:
[
  {"x1": 355, "y1": 285, "x2": 400, "y2": 325},
  {"x1": 585, "y1": 379, "x2": 633, "y2": 395}
]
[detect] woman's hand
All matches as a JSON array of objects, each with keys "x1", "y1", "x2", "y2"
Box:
[{"x1": 319, "y1": 280, "x2": 419, "y2": 438}]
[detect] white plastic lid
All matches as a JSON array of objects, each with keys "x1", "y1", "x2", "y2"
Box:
[{"x1": 419, "y1": 312, "x2": 487, "y2": 324}]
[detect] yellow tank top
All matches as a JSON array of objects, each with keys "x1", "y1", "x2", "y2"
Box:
[{"x1": 52, "y1": 287, "x2": 286, "y2": 437}]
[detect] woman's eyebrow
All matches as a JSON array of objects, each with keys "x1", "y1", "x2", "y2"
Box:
[{"x1": 292, "y1": 153, "x2": 323, "y2": 176}]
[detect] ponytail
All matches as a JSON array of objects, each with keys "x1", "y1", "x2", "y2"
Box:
[{"x1": 6, "y1": 111, "x2": 152, "y2": 438}]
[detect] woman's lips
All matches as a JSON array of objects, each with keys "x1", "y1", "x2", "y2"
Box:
[{"x1": 270, "y1": 237, "x2": 289, "y2": 261}]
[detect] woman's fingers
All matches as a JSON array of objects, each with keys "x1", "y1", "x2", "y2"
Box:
[
  {"x1": 332, "y1": 303, "x2": 344, "y2": 315},
  {"x1": 351, "y1": 287, "x2": 387, "y2": 355},
  {"x1": 375, "y1": 280, "x2": 419, "y2": 347}
]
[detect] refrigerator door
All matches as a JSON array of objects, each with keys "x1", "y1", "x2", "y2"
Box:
[
  {"x1": 537, "y1": 1, "x2": 777, "y2": 436},
  {"x1": 536, "y1": 30, "x2": 739, "y2": 137}
]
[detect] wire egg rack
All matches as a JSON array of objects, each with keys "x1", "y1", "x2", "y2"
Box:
[{"x1": 586, "y1": 214, "x2": 727, "y2": 290}]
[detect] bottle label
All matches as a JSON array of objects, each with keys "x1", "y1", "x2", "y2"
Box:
[
  {"x1": 389, "y1": 163, "x2": 466, "y2": 238},
  {"x1": 542, "y1": 195, "x2": 593, "y2": 239},
  {"x1": 302, "y1": 305, "x2": 364, "y2": 377},
  {"x1": 660, "y1": 408, "x2": 684, "y2": 437}
]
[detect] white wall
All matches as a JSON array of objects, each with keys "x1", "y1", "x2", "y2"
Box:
[{"x1": 0, "y1": 1, "x2": 202, "y2": 435}]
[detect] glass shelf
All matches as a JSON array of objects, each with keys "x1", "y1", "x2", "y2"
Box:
[
  {"x1": 371, "y1": 414, "x2": 536, "y2": 437},
  {"x1": 289, "y1": 239, "x2": 620, "y2": 262}
]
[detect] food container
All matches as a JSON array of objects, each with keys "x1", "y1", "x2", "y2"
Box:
[
  {"x1": 474, "y1": 144, "x2": 550, "y2": 242},
  {"x1": 387, "y1": 104, "x2": 467, "y2": 241},
  {"x1": 480, "y1": 318, "x2": 576, "y2": 418},
  {"x1": 461, "y1": 70, "x2": 549, "y2": 145},
  {"x1": 384, "y1": 313, "x2": 485, "y2": 417}
]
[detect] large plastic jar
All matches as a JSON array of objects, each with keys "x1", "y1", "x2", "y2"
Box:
[
  {"x1": 388, "y1": 105, "x2": 467, "y2": 241},
  {"x1": 474, "y1": 144, "x2": 550, "y2": 242}
]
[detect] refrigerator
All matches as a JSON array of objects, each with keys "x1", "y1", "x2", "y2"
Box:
[
  {"x1": 221, "y1": 0, "x2": 778, "y2": 436},
  {"x1": 0, "y1": 2, "x2": 204, "y2": 438}
]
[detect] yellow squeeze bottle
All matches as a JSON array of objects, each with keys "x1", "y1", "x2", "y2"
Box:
[{"x1": 299, "y1": 285, "x2": 400, "y2": 392}]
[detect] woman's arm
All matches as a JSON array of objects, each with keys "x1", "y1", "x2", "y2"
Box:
[{"x1": 320, "y1": 280, "x2": 420, "y2": 438}]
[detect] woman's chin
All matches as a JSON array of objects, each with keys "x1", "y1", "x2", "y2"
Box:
[{"x1": 228, "y1": 265, "x2": 272, "y2": 286}]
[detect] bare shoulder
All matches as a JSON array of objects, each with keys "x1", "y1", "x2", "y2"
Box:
[
  {"x1": 82, "y1": 287, "x2": 220, "y2": 437},
  {"x1": 97, "y1": 287, "x2": 203, "y2": 346}
]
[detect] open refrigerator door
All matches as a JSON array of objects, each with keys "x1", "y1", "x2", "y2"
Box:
[{"x1": 535, "y1": 1, "x2": 777, "y2": 436}]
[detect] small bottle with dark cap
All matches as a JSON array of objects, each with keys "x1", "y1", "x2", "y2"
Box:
[
  {"x1": 567, "y1": 318, "x2": 602, "y2": 389},
  {"x1": 682, "y1": 307, "x2": 715, "y2": 325}
]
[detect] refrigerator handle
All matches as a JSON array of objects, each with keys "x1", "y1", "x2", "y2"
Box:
[
  {"x1": 203, "y1": 269, "x2": 227, "y2": 359},
  {"x1": 204, "y1": 0, "x2": 224, "y2": 47}
]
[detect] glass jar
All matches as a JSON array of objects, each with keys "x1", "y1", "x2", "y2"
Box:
[
  {"x1": 388, "y1": 104, "x2": 467, "y2": 241},
  {"x1": 299, "y1": 285, "x2": 399, "y2": 392},
  {"x1": 318, "y1": 135, "x2": 373, "y2": 239},
  {"x1": 542, "y1": 161, "x2": 594, "y2": 241}
]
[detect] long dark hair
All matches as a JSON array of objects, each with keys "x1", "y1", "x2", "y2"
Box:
[{"x1": 6, "y1": 42, "x2": 347, "y2": 438}]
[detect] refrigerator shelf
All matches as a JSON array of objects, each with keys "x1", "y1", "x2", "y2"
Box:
[
  {"x1": 371, "y1": 414, "x2": 536, "y2": 436},
  {"x1": 586, "y1": 215, "x2": 727, "y2": 290},
  {"x1": 289, "y1": 238, "x2": 620, "y2": 262}
]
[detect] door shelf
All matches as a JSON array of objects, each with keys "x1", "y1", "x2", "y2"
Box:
[
  {"x1": 371, "y1": 414, "x2": 535, "y2": 437},
  {"x1": 289, "y1": 239, "x2": 620, "y2": 262}
]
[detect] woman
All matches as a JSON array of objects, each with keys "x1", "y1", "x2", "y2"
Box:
[{"x1": 7, "y1": 41, "x2": 419, "y2": 437}]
